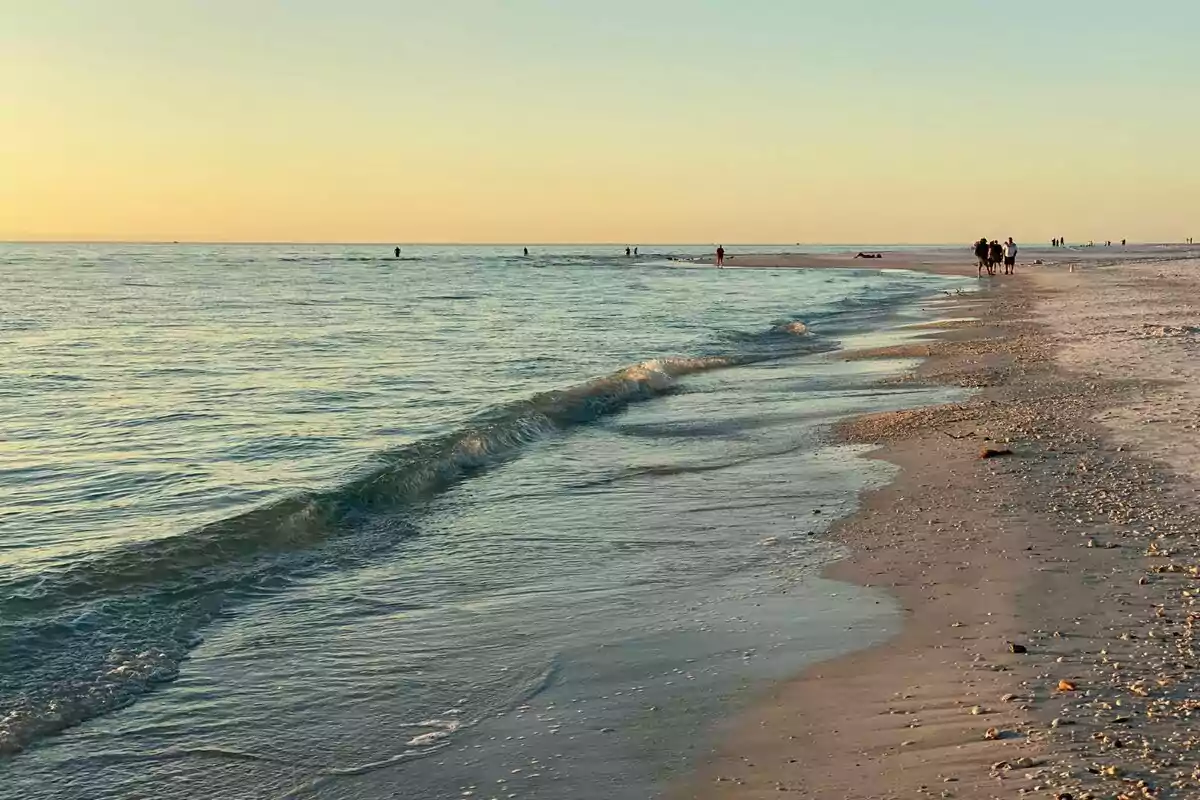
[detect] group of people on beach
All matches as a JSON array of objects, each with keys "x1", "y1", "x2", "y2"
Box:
[
  {"x1": 973, "y1": 237, "x2": 1018, "y2": 276},
  {"x1": 1052, "y1": 238, "x2": 1127, "y2": 248},
  {"x1": 511, "y1": 245, "x2": 727, "y2": 263}
]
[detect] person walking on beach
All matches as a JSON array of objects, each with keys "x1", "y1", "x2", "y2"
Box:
[
  {"x1": 988, "y1": 240, "x2": 1003, "y2": 276},
  {"x1": 716, "y1": 245, "x2": 725, "y2": 268},
  {"x1": 1003, "y1": 237, "x2": 1018, "y2": 275},
  {"x1": 974, "y1": 238, "x2": 990, "y2": 276}
]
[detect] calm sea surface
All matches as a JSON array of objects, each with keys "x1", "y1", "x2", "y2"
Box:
[{"x1": 0, "y1": 244, "x2": 970, "y2": 798}]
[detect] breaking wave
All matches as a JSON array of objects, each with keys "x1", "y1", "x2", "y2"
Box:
[{"x1": 0, "y1": 328, "x2": 826, "y2": 757}]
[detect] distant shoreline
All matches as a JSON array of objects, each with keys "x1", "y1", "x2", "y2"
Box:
[{"x1": 4, "y1": 241, "x2": 1195, "y2": 248}]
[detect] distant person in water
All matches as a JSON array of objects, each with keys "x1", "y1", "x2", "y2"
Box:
[
  {"x1": 625, "y1": 246, "x2": 631, "y2": 257},
  {"x1": 1003, "y1": 237, "x2": 1018, "y2": 275},
  {"x1": 394, "y1": 246, "x2": 400, "y2": 258},
  {"x1": 715, "y1": 245, "x2": 725, "y2": 268},
  {"x1": 1122, "y1": 239, "x2": 1126, "y2": 246},
  {"x1": 523, "y1": 247, "x2": 529, "y2": 257},
  {"x1": 633, "y1": 247, "x2": 638, "y2": 256}
]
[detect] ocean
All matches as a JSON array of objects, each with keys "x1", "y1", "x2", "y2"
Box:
[{"x1": 0, "y1": 244, "x2": 971, "y2": 799}]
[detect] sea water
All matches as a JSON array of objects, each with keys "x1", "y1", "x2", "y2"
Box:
[{"x1": 0, "y1": 244, "x2": 970, "y2": 798}]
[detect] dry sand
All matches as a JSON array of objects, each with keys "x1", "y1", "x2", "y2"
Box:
[{"x1": 670, "y1": 252, "x2": 1200, "y2": 799}]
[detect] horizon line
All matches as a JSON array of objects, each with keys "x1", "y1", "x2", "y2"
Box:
[{"x1": 0, "y1": 239, "x2": 1108, "y2": 247}]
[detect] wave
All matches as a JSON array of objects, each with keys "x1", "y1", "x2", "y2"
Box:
[
  {"x1": 3, "y1": 357, "x2": 740, "y2": 614},
  {"x1": 0, "y1": 345, "x2": 789, "y2": 758},
  {"x1": 1, "y1": 279, "x2": 894, "y2": 758},
  {"x1": 571, "y1": 440, "x2": 813, "y2": 490},
  {"x1": 0, "y1": 278, "x2": 953, "y2": 757}
]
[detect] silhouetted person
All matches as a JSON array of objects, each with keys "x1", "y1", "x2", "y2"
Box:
[
  {"x1": 716, "y1": 245, "x2": 725, "y2": 268},
  {"x1": 969, "y1": 236, "x2": 988, "y2": 277},
  {"x1": 523, "y1": 247, "x2": 529, "y2": 257},
  {"x1": 626, "y1": 247, "x2": 631, "y2": 257},
  {"x1": 633, "y1": 247, "x2": 638, "y2": 256},
  {"x1": 394, "y1": 247, "x2": 401, "y2": 258},
  {"x1": 1121, "y1": 239, "x2": 1126, "y2": 246},
  {"x1": 988, "y1": 240, "x2": 1003, "y2": 275}
]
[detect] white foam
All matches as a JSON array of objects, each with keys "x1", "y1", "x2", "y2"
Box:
[
  {"x1": 0, "y1": 647, "x2": 179, "y2": 756},
  {"x1": 405, "y1": 718, "x2": 462, "y2": 747}
]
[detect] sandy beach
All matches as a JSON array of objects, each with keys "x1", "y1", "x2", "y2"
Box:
[
  {"x1": 682, "y1": 244, "x2": 1199, "y2": 278},
  {"x1": 672, "y1": 248, "x2": 1200, "y2": 799}
]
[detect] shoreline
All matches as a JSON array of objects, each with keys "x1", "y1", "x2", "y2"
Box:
[
  {"x1": 669, "y1": 244, "x2": 1200, "y2": 278},
  {"x1": 671, "y1": 256, "x2": 1200, "y2": 798}
]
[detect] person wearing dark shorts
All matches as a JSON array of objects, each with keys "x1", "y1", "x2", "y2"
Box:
[
  {"x1": 1003, "y1": 237, "x2": 1018, "y2": 275},
  {"x1": 988, "y1": 240, "x2": 1003, "y2": 275}
]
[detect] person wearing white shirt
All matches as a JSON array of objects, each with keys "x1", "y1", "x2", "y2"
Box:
[{"x1": 1003, "y1": 238, "x2": 1018, "y2": 275}]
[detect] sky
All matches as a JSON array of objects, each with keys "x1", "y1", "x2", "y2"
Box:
[{"x1": 3, "y1": 1, "x2": 1199, "y2": 244}]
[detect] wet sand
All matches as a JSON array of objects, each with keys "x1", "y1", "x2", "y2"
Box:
[
  {"x1": 683, "y1": 244, "x2": 1200, "y2": 278},
  {"x1": 723, "y1": 252, "x2": 979, "y2": 276},
  {"x1": 671, "y1": 251, "x2": 1200, "y2": 799}
]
